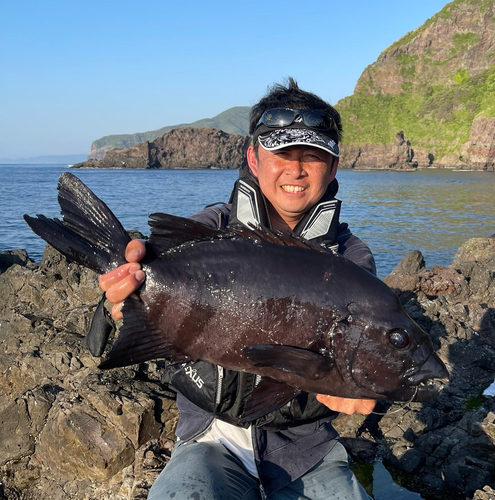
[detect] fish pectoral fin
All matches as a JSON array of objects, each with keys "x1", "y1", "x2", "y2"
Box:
[
  {"x1": 242, "y1": 344, "x2": 334, "y2": 380},
  {"x1": 99, "y1": 299, "x2": 190, "y2": 369},
  {"x1": 241, "y1": 377, "x2": 301, "y2": 422}
]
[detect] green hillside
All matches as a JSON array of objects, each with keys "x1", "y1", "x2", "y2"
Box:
[
  {"x1": 90, "y1": 106, "x2": 250, "y2": 154},
  {"x1": 337, "y1": 66, "x2": 495, "y2": 158},
  {"x1": 336, "y1": 0, "x2": 495, "y2": 161}
]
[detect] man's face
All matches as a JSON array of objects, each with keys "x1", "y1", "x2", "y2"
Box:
[{"x1": 247, "y1": 144, "x2": 338, "y2": 228}]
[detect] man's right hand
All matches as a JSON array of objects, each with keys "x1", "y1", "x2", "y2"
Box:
[{"x1": 99, "y1": 239, "x2": 146, "y2": 319}]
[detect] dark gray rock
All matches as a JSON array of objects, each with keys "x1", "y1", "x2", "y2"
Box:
[
  {"x1": 0, "y1": 399, "x2": 35, "y2": 466},
  {"x1": 392, "y1": 250, "x2": 426, "y2": 275},
  {"x1": 0, "y1": 249, "x2": 34, "y2": 274},
  {"x1": 2, "y1": 237, "x2": 495, "y2": 498}
]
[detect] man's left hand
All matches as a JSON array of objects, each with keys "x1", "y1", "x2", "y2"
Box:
[{"x1": 316, "y1": 395, "x2": 376, "y2": 415}]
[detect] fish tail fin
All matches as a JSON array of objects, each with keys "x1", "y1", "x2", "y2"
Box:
[{"x1": 24, "y1": 172, "x2": 131, "y2": 274}]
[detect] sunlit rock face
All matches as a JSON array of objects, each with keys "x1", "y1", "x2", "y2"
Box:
[
  {"x1": 354, "y1": 2, "x2": 495, "y2": 95},
  {"x1": 468, "y1": 117, "x2": 495, "y2": 171},
  {"x1": 80, "y1": 127, "x2": 250, "y2": 170}
]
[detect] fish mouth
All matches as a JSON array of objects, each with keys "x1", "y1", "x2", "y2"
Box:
[
  {"x1": 404, "y1": 353, "x2": 449, "y2": 402},
  {"x1": 411, "y1": 379, "x2": 446, "y2": 401}
]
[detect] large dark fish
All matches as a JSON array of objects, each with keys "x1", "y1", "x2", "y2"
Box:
[{"x1": 24, "y1": 173, "x2": 448, "y2": 420}]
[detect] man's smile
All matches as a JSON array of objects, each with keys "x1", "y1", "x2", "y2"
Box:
[{"x1": 281, "y1": 185, "x2": 307, "y2": 193}]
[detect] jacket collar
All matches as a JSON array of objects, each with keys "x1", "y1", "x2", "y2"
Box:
[{"x1": 228, "y1": 166, "x2": 342, "y2": 249}]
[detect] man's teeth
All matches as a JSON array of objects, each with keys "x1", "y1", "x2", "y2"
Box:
[{"x1": 282, "y1": 185, "x2": 305, "y2": 193}]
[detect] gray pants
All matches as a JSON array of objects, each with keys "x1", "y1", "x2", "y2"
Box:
[{"x1": 148, "y1": 440, "x2": 371, "y2": 500}]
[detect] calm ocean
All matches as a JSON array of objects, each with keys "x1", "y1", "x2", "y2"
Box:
[
  {"x1": 1, "y1": 164, "x2": 494, "y2": 277},
  {"x1": 1, "y1": 163, "x2": 493, "y2": 500}
]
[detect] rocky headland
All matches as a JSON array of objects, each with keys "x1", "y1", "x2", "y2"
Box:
[
  {"x1": 76, "y1": 123, "x2": 495, "y2": 172},
  {"x1": 1, "y1": 234, "x2": 494, "y2": 499},
  {"x1": 74, "y1": 127, "x2": 250, "y2": 170},
  {"x1": 88, "y1": 107, "x2": 251, "y2": 161}
]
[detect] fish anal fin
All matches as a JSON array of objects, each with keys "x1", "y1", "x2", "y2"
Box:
[
  {"x1": 241, "y1": 377, "x2": 301, "y2": 421},
  {"x1": 99, "y1": 298, "x2": 190, "y2": 369},
  {"x1": 242, "y1": 344, "x2": 334, "y2": 380}
]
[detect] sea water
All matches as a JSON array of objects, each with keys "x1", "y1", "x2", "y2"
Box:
[
  {"x1": 1, "y1": 164, "x2": 493, "y2": 277},
  {"x1": 1, "y1": 164, "x2": 493, "y2": 499}
]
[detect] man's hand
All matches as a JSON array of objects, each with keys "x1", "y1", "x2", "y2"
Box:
[
  {"x1": 99, "y1": 239, "x2": 146, "y2": 319},
  {"x1": 316, "y1": 395, "x2": 376, "y2": 415}
]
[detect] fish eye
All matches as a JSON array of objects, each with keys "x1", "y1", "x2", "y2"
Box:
[{"x1": 389, "y1": 329, "x2": 410, "y2": 349}]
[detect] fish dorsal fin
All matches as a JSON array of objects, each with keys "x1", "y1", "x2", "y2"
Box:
[
  {"x1": 57, "y1": 173, "x2": 130, "y2": 255},
  {"x1": 229, "y1": 224, "x2": 330, "y2": 254},
  {"x1": 241, "y1": 377, "x2": 301, "y2": 422},
  {"x1": 147, "y1": 213, "x2": 332, "y2": 255},
  {"x1": 148, "y1": 213, "x2": 227, "y2": 252},
  {"x1": 24, "y1": 173, "x2": 131, "y2": 274},
  {"x1": 242, "y1": 344, "x2": 334, "y2": 380}
]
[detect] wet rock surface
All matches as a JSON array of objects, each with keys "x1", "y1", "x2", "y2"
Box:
[{"x1": 1, "y1": 237, "x2": 494, "y2": 498}]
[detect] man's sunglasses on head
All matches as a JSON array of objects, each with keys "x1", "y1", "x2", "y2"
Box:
[{"x1": 255, "y1": 108, "x2": 334, "y2": 132}]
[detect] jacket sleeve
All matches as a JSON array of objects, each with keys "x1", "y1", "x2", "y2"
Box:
[
  {"x1": 337, "y1": 225, "x2": 377, "y2": 276},
  {"x1": 189, "y1": 203, "x2": 232, "y2": 230}
]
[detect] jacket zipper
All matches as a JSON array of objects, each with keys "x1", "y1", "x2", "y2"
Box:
[
  {"x1": 259, "y1": 484, "x2": 267, "y2": 500},
  {"x1": 251, "y1": 422, "x2": 267, "y2": 499},
  {"x1": 215, "y1": 365, "x2": 224, "y2": 406}
]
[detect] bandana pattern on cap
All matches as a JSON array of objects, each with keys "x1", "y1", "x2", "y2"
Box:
[{"x1": 259, "y1": 128, "x2": 339, "y2": 156}]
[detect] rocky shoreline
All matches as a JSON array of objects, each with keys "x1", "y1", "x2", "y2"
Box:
[
  {"x1": 73, "y1": 126, "x2": 495, "y2": 172},
  {"x1": 1, "y1": 236, "x2": 494, "y2": 499}
]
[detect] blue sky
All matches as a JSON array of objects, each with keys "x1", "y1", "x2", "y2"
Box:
[{"x1": 1, "y1": 0, "x2": 449, "y2": 158}]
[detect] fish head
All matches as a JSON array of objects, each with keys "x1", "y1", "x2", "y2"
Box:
[{"x1": 330, "y1": 293, "x2": 449, "y2": 402}]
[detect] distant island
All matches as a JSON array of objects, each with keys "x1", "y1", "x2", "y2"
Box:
[
  {"x1": 72, "y1": 127, "x2": 250, "y2": 170},
  {"x1": 88, "y1": 107, "x2": 251, "y2": 160}
]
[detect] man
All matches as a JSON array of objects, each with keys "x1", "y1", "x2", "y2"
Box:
[{"x1": 100, "y1": 78, "x2": 376, "y2": 499}]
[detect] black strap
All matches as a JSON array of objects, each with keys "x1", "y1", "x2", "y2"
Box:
[{"x1": 83, "y1": 293, "x2": 115, "y2": 357}]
